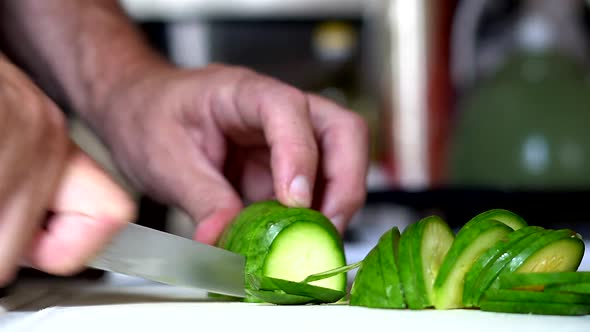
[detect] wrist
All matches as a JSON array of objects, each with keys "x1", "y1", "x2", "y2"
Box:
[
  {"x1": 81, "y1": 53, "x2": 181, "y2": 146},
  {"x1": 79, "y1": 52, "x2": 173, "y2": 126}
]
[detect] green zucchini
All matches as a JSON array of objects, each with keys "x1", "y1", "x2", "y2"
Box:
[
  {"x1": 398, "y1": 216, "x2": 454, "y2": 309},
  {"x1": 459, "y1": 209, "x2": 528, "y2": 232},
  {"x1": 479, "y1": 300, "x2": 590, "y2": 316},
  {"x1": 245, "y1": 290, "x2": 317, "y2": 305},
  {"x1": 499, "y1": 272, "x2": 590, "y2": 290},
  {"x1": 495, "y1": 230, "x2": 584, "y2": 285},
  {"x1": 463, "y1": 226, "x2": 544, "y2": 307},
  {"x1": 249, "y1": 275, "x2": 346, "y2": 303},
  {"x1": 217, "y1": 200, "x2": 347, "y2": 303},
  {"x1": 433, "y1": 219, "x2": 513, "y2": 309},
  {"x1": 468, "y1": 228, "x2": 547, "y2": 306},
  {"x1": 349, "y1": 227, "x2": 406, "y2": 309},
  {"x1": 482, "y1": 289, "x2": 590, "y2": 305},
  {"x1": 545, "y1": 282, "x2": 590, "y2": 295}
]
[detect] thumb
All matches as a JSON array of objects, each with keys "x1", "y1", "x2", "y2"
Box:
[
  {"x1": 174, "y1": 159, "x2": 243, "y2": 245},
  {"x1": 25, "y1": 146, "x2": 136, "y2": 275}
]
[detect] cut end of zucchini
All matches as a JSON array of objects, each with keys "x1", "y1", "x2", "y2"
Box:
[
  {"x1": 421, "y1": 217, "x2": 455, "y2": 304},
  {"x1": 433, "y1": 221, "x2": 513, "y2": 310},
  {"x1": 263, "y1": 221, "x2": 346, "y2": 290},
  {"x1": 515, "y1": 237, "x2": 585, "y2": 274}
]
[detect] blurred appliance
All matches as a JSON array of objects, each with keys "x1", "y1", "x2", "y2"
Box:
[{"x1": 448, "y1": 0, "x2": 590, "y2": 190}]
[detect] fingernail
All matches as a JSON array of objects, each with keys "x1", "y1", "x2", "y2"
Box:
[{"x1": 288, "y1": 175, "x2": 311, "y2": 207}]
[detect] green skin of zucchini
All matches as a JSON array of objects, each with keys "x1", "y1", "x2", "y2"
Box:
[
  {"x1": 545, "y1": 282, "x2": 590, "y2": 295},
  {"x1": 349, "y1": 227, "x2": 406, "y2": 309},
  {"x1": 457, "y1": 209, "x2": 528, "y2": 236},
  {"x1": 483, "y1": 289, "x2": 590, "y2": 305},
  {"x1": 216, "y1": 200, "x2": 347, "y2": 304},
  {"x1": 500, "y1": 271, "x2": 590, "y2": 290},
  {"x1": 479, "y1": 300, "x2": 590, "y2": 316}
]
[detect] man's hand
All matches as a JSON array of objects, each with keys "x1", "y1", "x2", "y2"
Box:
[
  {"x1": 95, "y1": 64, "x2": 370, "y2": 245},
  {"x1": 0, "y1": 0, "x2": 370, "y2": 246},
  {"x1": 0, "y1": 56, "x2": 135, "y2": 285}
]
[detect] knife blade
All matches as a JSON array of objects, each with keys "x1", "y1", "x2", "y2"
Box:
[{"x1": 88, "y1": 223, "x2": 246, "y2": 298}]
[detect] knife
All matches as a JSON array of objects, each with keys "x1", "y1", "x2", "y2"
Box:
[{"x1": 88, "y1": 223, "x2": 247, "y2": 298}]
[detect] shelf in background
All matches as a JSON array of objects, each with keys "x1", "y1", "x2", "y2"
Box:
[
  {"x1": 365, "y1": 187, "x2": 590, "y2": 234},
  {"x1": 120, "y1": 0, "x2": 372, "y2": 21}
]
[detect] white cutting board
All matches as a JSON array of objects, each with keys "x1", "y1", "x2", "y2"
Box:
[
  {"x1": 1, "y1": 279, "x2": 589, "y2": 332},
  {"x1": 5, "y1": 301, "x2": 590, "y2": 332}
]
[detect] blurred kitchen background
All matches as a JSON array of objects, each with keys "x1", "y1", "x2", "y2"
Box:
[{"x1": 14, "y1": 0, "x2": 590, "y2": 287}]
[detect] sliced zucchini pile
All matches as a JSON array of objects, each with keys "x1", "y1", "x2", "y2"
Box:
[
  {"x1": 215, "y1": 200, "x2": 588, "y2": 316},
  {"x1": 349, "y1": 209, "x2": 588, "y2": 315}
]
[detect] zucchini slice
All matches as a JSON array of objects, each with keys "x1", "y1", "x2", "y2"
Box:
[
  {"x1": 461, "y1": 208, "x2": 528, "y2": 232},
  {"x1": 349, "y1": 227, "x2": 406, "y2": 309},
  {"x1": 249, "y1": 275, "x2": 346, "y2": 303},
  {"x1": 545, "y1": 282, "x2": 590, "y2": 295},
  {"x1": 245, "y1": 290, "x2": 317, "y2": 305},
  {"x1": 498, "y1": 230, "x2": 584, "y2": 282},
  {"x1": 482, "y1": 289, "x2": 590, "y2": 305},
  {"x1": 217, "y1": 200, "x2": 347, "y2": 303},
  {"x1": 479, "y1": 300, "x2": 590, "y2": 316},
  {"x1": 499, "y1": 271, "x2": 590, "y2": 290},
  {"x1": 433, "y1": 219, "x2": 513, "y2": 309},
  {"x1": 398, "y1": 216, "x2": 454, "y2": 309},
  {"x1": 463, "y1": 226, "x2": 543, "y2": 307},
  {"x1": 468, "y1": 228, "x2": 547, "y2": 306}
]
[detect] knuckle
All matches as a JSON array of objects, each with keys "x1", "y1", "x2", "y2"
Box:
[
  {"x1": 345, "y1": 111, "x2": 369, "y2": 137},
  {"x1": 257, "y1": 82, "x2": 308, "y2": 113}
]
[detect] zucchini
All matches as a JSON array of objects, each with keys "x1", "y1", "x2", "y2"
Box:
[
  {"x1": 499, "y1": 272, "x2": 590, "y2": 290},
  {"x1": 217, "y1": 200, "x2": 347, "y2": 303},
  {"x1": 433, "y1": 219, "x2": 513, "y2": 309},
  {"x1": 460, "y1": 208, "x2": 528, "y2": 233},
  {"x1": 545, "y1": 282, "x2": 590, "y2": 295},
  {"x1": 496, "y1": 230, "x2": 584, "y2": 283},
  {"x1": 467, "y1": 227, "x2": 547, "y2": 306},
  {"x1": 480, "y1": 300, "x2": 590, "y2": 316},
  {"x1": 482, "y1": 289, "x2": 590, "y2": 305},
  {"x1": 249, "y1": 275, "x2": 346, "y2": 303},
  {"x1": 349, "y1": 227, "x2": 406, "y2": 309},
  {"x1": 463, "y1": 226, "x2": 543, "y2": 307},
  {"x1": 398, "y1": 216, "x2": 454, "y2": 309},
  {"x1": 245, "y1": 290, "x2": 317, "y2": 305}
]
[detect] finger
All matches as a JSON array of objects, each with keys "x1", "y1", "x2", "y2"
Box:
[
  {"x1": 224, "y1": 147, "x2": 274, "y2": 203},
  {"x1": 25, "y1": 148, "x2": 136, "y2": 275},
  {"x1": 0, "y1": 132, "x2": 67, "y2": 285},
  {"x1": 231, "y1": 76, "x2": 319, "y2": 208},
  {"x1": 0, "y1": 189, "x2": 49, "y2": 284},
  {"x1": 308, "y1": 94, "x2": 370, "y2": 233},
  {"x1": 152, "y1": 130, "x2": 244, "y2": 245},
  {"x1": 240, "y1": 153, "x2": 274, "y2": 202},
  {"x1": 183, "y1": 157, "x2": 243, "y2": 244}
]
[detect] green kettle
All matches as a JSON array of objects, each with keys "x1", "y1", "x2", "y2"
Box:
[{"x1": 448, "y1": 50, "x2": 590, "y2": 190}]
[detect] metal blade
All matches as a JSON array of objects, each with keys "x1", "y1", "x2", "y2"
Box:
[{"x1": 88, "y1": 223, "x2": 246, "y2": 298}]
